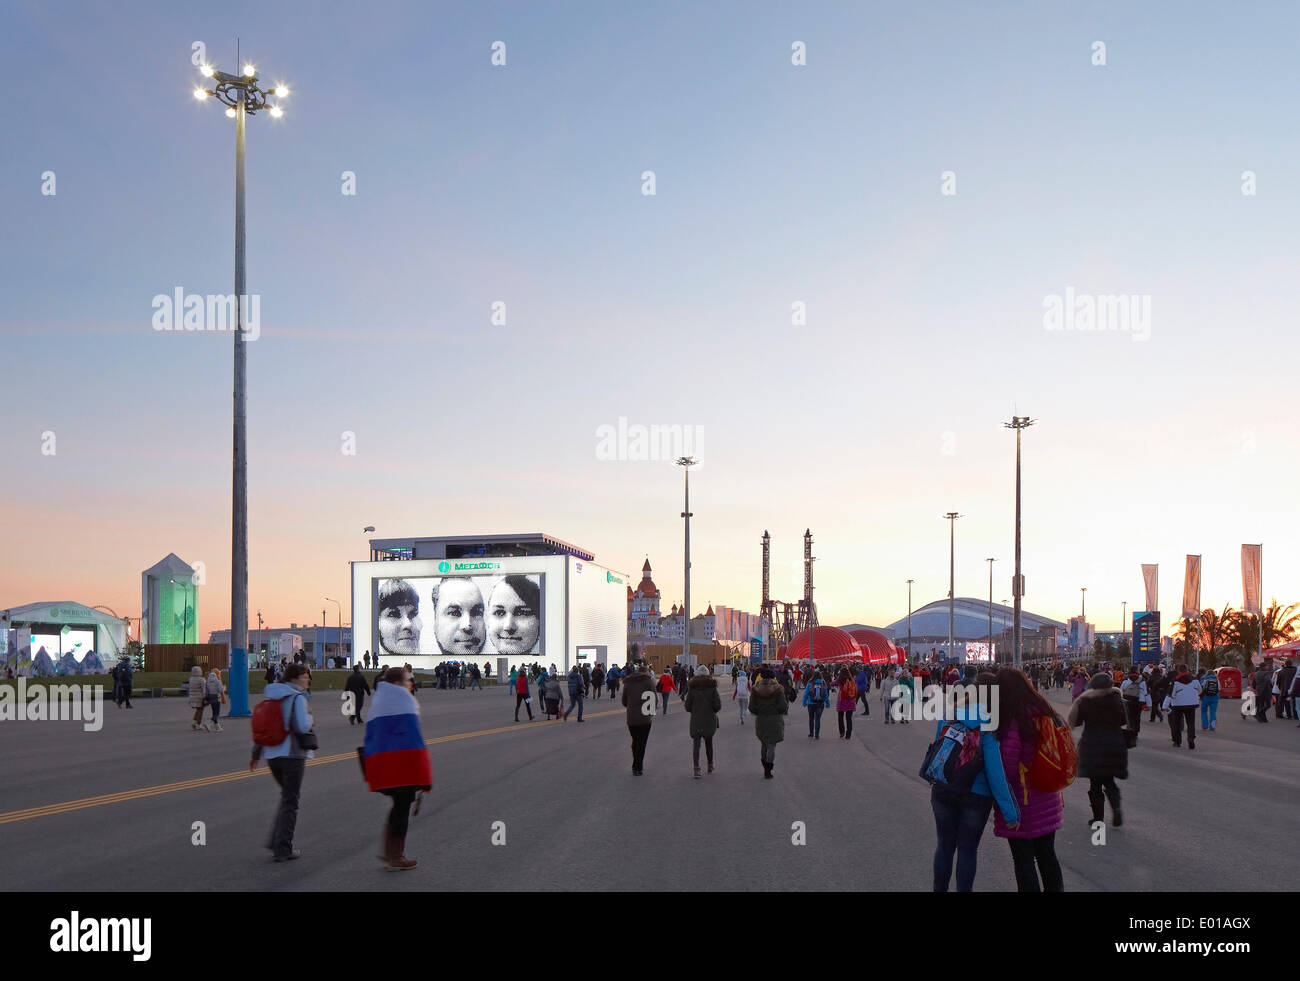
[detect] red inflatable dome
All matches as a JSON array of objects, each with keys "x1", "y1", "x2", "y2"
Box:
[
  {"x1": 847, "y1": 628, "x2": 896, "y2": 664},
  {"x1": 786, "y1": 626, "x2": 862, "y2": 664}
]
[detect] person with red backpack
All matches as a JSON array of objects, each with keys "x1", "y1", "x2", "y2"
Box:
[
  {"x1": 835, "y1": 668, "x2": 857, "y2": 739},
  {"x1": 248, "y1": 663, "x2": 316, "y2": 862},
  {"x1": 992, "y1": 668, "x2": 1067, "y2": 892}
]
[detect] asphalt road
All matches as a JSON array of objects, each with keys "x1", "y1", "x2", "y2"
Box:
[{"x1": 1, "y1": 680, "x2": 1295, "y2": 891}]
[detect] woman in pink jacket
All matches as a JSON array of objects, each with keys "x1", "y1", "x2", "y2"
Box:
[{"x1": 992, "y1": 667, "x2": 1065, "y2": 892}]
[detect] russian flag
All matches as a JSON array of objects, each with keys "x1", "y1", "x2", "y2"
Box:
[{"x1": 363, "y1": 682, "x2": 433, "y2": 792}]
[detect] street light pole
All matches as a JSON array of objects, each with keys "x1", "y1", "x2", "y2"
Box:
[
  {"x1": 986, "y1": 558, "x2": 996, "y2": 663},
  {"x1": 1004, "y1": 415, "x2": 1034, "y2": 670},
  {"x1": 906, "y1": 579, "x2": 914, "y2": 662},
  {"x1": 676, "y1": 457, "x2": 697, "y2": 667},
  {"x1": 194, "y1": 54, "x2": 289, "y2": 716},
  {"x1": 325, "y1": 597, "x2": 342, "y2": 667},
  {"x1": 943, "y1": 513, "x2": 961, "y2": 657}
]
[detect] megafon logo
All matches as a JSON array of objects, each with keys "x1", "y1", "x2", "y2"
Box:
[
  {"x1": 445, "y1": 561, "x2": 500, "y2": 572},
  {"x1": 438, "y1": 561, "x2": 451, "y2": 573},
  {"x1": 606, "y1": 571, "x2": 625, "y2": 585}
]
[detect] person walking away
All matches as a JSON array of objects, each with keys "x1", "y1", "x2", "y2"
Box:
[
  {"x1": 249, "y1": 663, "x2": 315, "y2": 862},
  {"x1": 836, "y1": 668, "x2": 857, "y2": 739},
  {"x1": 749, "y1": 668, "x2": 788, "y2": 778},
  {"x1": 855, "y1": 665, "x2": 871, "y2": 717},
  {"x1": 205, "y1": 669, "x2": 226, "y2": 731},
  {"x1": 684, "y1": 665, "x2": 721, "y2": 777},
  {"x1": 1276, "y1": 660, "x2": 1296, "y2": 719},
  {"x1": 580, "y1": 663, "x2": 591, "y2": 698},
  {"x1": 1067, "y1": 672, "x2": 1128, "y2": 827},
  {"x1": 621, "y1": 661, "x2": 656, "y2": 775},
  {"x1": 1146, "y1": 667, "x2": 1167, "y2": 722},
  {"x1": 607, "y1": 663, "x2": 621, "y2": 700},
  {"x1": 591, "y1": 663, "x2": 605, "y2": 699},
  {"x1": 110, "y1": 658, "x2": 122, "y2": 707},
  {"x1": 1069, "y1": 668, "x2": 1088, "y2": 701},
  {"x1": 897, "y1": 669, "x2": 915, "y2": 724},
  {"x1": 926, "y1": 671, "x2": 1019, "y2": 892},
  {"x1": 1162, "y1": 665, "x2": 1202, "y2": 748},
  {"x1": 1120, "y1": 668, "x2": 1146, "y2": 744},
  {"x1": 345, "y1": 663, "x2": 371, "y2": 725},
  {"x1": 657, "y1": 668, "x2": 676, "y2": 715},
  {"x1": 468, "y1": 664, "x2": 482, "y2": 690},
  {"x1": 1199, "y1": 669, "x2": 1220, "y2": 731},
  {"x1": 364, "y1": 666, "x2": 432, "y2": 870},
  {"x1": 117, "y1": 657, "x2": 134, "y2": 708},
  {"x1": 564, "y1": 665, "x2": 585, "y2": 721},
  {"x1": 992, "y1": 668, "x2": 1065, "y2": 892},
  {"x1": 1251, "y1": 663, "x2": 1272, "y2": 722},
  {"x1": 882, "y1": 668, "x2": 900, "y2": 723},
  {"x1": 188, "y1": 665, "x2": 209, "y2": 731},
  {"x1": 734, "y1": 667, "x2": 751, "y2": 724},
  {"x1": 542, "y1": 668, "x2": 563, "y2": 720},
  {"x1": 513, "y1": 668, "x2": 534, "y2": 722},
  {"x1": 802, "y1": 670, "x2": 829, "y2": 738}
]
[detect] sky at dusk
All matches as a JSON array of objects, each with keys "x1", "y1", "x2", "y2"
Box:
[{"x1": 2, "y1": 1, "x2": 1297, "y2": 639}]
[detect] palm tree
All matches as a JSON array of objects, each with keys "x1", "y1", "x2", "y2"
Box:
[
  {"x1": 1178, "y1": 606, "x2": 1234, "y2": 669},
  {"x1": 1229, "y1": 600, "x2": 1300, "y2": 662}
]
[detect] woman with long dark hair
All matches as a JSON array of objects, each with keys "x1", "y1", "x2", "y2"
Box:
[
  {"x1": 992, "y1": 668, "x2": 1065, "y2": 892},
  {"x1": 1068, "y1": 672, "x2": 1128, "y2": 828}
]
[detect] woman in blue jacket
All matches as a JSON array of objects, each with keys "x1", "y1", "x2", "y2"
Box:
[{"x1": 929, "y1": 671, "x2": 1020, "y2": 892}]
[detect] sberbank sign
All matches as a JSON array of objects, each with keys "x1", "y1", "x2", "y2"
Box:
[
  {"x1": 437, "y1": 560, "x2": 501, "y2": 573},
  {"x1": 606, "y1": 572, "x2": 624, "y2": 585}
]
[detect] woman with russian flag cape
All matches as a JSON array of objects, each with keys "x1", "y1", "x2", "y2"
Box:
[{"x1": 364, "y1": 667, "x2": 432, "y2": 870}]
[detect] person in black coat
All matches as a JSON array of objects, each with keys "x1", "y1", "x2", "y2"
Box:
[
  {"x1": 1068, "y1": 673, "x2": 1129, "y2": 828},
  {"x1": 345, "y1": 664, "x2": 372, "y2": 725}
]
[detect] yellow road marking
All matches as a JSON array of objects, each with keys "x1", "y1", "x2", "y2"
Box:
[{"x1": 0, "y1": 707, "x2": 625, "y2": 825}]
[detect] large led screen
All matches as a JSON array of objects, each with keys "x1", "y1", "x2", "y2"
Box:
[{"x1": 371, "y1": 572, "x2": 546, "y2": 663}]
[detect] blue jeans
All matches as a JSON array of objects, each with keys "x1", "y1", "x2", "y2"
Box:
[
  {"x1": 1201, "y1": 695, "x2": 1219, "y2": 728},
  {"x1": 930, "y1": 787, "x2": 994, "y2": 892},
  {"x1": 565, "y1": 693, "x2": 584, "y2": 721},
  {"x1": 807, "y1": 704, "x2": 824, "y2": 736},
  {"x1": 661, "y1": 692, "x2": 670, "y2": 714}
]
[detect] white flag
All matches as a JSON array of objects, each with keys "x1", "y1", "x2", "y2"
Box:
[
  {"x1": 1141, "y1": 564, "x2": 1158, "y2": 613},
  {"x1": 1181, "y1": 555, "x2": 1201, "y2": 619},
  {"x1": 1241, "y1": 544, "x2": 1262, "y2": 616}
]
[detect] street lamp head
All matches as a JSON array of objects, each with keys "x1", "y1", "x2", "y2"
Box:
[
  {"x1": 274, "y1": 84, "x2": 289, "y2": 98},
  {"x1": 243, "y1": 63, "x2": 256, "y2": 78},
  {"x1": 1004, "y1": 415, "x2": 1035, "y2": 430},
  {"x1": 269, "y1": 105, "x2": 284, "y2": 118},
  {"x1": 193, "y1": 88, "x2": 209, "y2": 101},
  {"x1": 225, "y1": 107, "x2": 237, "y2": 118},
  {"x1": 675, "y1": 456, "x2": 697, "y2": 468},
  {"x1": 200, "y1": 64, "x2": 215, "y2": 77}
]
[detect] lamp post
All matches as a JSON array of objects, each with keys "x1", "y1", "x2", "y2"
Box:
[
  {"x1": 676, "y1": 457, "x2": 697, "y2": 667},
  {"x1": 325, "y1": 598, "x2": 342, "y2": 667},
  {"x1": 943, "y1": 513, "x2": 961, "y2": 657},
  {"x1": 986, "y1": 558, "x2": 996, "y2": 663},
  {"x1": 193, "y1": 51, "x2": 289, "y2": 717},
  {"x1": 906, "y1": 579, "x2": 914, "y2": 662},
  {"x1": 1004, "y1": 415, "x2": 1034, "y2": 669}
]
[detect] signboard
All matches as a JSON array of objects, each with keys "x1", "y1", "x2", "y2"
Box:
[
  {"x1": 750, "y1": 636, "x2": 763, "y2": 661},
  {"x1": 1133, "y1": 611, "x2": 1161, "y2": 664},
  {"x1": 749, "y1": 649, "x2": 762, "y2": 666}
]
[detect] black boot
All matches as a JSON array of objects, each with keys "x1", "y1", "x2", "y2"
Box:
[
  {"x1": 762, "y1": 761, "x2": 773, "y2": 779},
  {"x1": 1088, "y1": 789, "x2": 1105, "y2": 825},
  {"x1": 1103, "y1": 783, "x2": 1123, "y2": 826}
]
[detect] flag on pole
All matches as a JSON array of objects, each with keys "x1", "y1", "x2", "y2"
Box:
[
  {"x1": 1141, "y1": 564, "x2": 1158, "y2": 612},
  {"x1": 1241, "y1": 544, "x2": 1262, "y2": 616},
  {"x1": 1181, "y1": 555, "x2": 1201, "y2": 618}
]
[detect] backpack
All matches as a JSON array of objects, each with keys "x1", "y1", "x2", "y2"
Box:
[
  {"x1": 842, "y1": 679, "x2": 858, "y2": 700},
  {"x1": 1025, "y1": 713, "x2": 1077, "y2": 793},
  {"x1": 1201, "y1": 674, "x2": 1219, "y2": 696},
  {"x1": 919, "y1": 721, "x2": 983, "y2": 793},
  {"x1": 252, "y1": 694, "x2": 294, "y2": 747},
  {"x1": 810, "y1": 681, "x2": 826, "y2": 705}
]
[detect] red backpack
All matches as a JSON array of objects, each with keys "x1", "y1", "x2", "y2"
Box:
[
  {"x1": 252, "y1": 695, "x2": 292, "y2": 746},
  {"x1": 1024, "y1": 713, "x2": 1077, "y2": 793}
]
